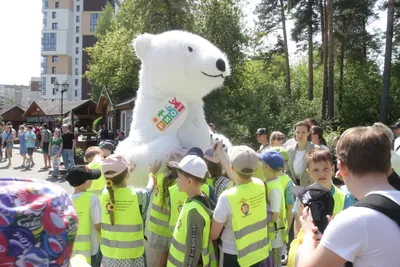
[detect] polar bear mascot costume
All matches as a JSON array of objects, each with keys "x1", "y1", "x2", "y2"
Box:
[{"x1": 115, "y1": 30, "x2": 231, "y2": 187}]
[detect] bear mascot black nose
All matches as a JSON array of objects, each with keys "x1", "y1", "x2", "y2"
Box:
[{"x1": 216, "y1": 58, "x2": 226, "y2": 72}]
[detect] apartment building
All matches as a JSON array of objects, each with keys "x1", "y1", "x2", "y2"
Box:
[
  {"x1": 0, "y1": 78, "x2": 42, "y2": 112},
  {"x1": 41, "y1": 0, "x2": 109, "y2": 101}
]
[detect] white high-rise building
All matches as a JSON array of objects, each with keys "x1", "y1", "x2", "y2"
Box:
[{"x1": 41, "y1": 0, "x2": 111, "y2": 101}]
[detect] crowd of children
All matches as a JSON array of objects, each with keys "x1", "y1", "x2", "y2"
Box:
[{"x1": 57, "y1": 118, "x2": 400, "y2": 267}]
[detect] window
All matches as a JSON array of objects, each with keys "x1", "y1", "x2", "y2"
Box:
[
  {"x1": 52, "y1": 56, "x2": 58, "y2": 63},
  {"x1": 120, "y1": 111, "x2": 127, "y2": 135},
  {"x1": 41, "y1": 33, "x2": 56, "y2": 51},
  {"x1": 76, "y1": 37, "x2": 79, "y2": 44},
  {"x1": 42, "y1": 12, "x2": 47, "y2": 29},
  {"x1": 75, "y1": 90, "x2": 78, "y2": 97},
  {"x1": 41, "y1": 77, "x2": 46, "y2": 95},
  {"x1": 41, "y1": 56, "x2": 47, "y2": 74},
  {"x1": 108, "y1": 117, "x2": 113, "y2": 132},
  {"x1": 52, "y1": 66, "x2": 56, "y2": 74},
  {"x1": 76, "y1": 16, "x2": 80, "y2": 23},
  {"x1": 76, "y1": 5, "x2": 80, "y2": 12},
  {"x1": 53, "y1": 88, "x2": 56, "y2": 95},
  {"x1": 75, "y1": 58, "x2": 79, "y2": 65},
  {"x1": 75, "y1": 47, "x2": 79, "y2": 54},
  {"x1": 76, "y1": 26, "x2": 79, "y2": 33},
  {"x1": 90, "y1": 14, "x2": 99, "y2": 32},
  {"x1": 55, "y1": 2, "x2": 59, "y2": 8},
  {"x1": 52, "y1": 23, "x2": 58, "y2": 30},
  {"x1": 51, "y1": 77, "x2": 57, "y2": 84},
  {"x1": 42, "y1": 0, "x2": 48, "y2": 8},
  {"x1": 75, "y1": 79, "x2": 78, "y2": 86},
  {"x1": 75, "y1": 68, "x2": 79, "y2": 75},
  {"x1": 52, "y1": 12, "x2": 56, "y2": 19}
]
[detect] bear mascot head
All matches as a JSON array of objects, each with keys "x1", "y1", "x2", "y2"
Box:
[{"x1": 115, "y1": 30, "x2": 231, "y2": 187}]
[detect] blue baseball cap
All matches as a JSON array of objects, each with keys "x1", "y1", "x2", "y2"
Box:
[{"x1": 258, "y1": 150, "x2": 285, "y2": 170}]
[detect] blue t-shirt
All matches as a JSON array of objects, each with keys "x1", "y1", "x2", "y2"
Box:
[
  {"x1": 25, "y1": 131, "x2": 36, "y2": 148},
  {"x1": 292, "y1": 185, "x2": 356, "y2": 214}
]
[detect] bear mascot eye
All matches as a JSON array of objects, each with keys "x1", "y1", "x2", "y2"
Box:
[{"x1": 188, "y1": 46, "x2": 193, "y2": 52}]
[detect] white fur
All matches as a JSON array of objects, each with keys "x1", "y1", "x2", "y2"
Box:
[{"x1": 115, "y1": 30, "x2": 231, "y2": 187}]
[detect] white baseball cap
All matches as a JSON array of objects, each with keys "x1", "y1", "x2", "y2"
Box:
[{"x1": 169, "y1": 155, "x2": 208, "y2": 179}]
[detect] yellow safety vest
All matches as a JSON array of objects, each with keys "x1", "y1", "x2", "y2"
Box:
[
  {"x1": 167, "y1": 199, "x2": 217, "y2": 267},
  {"x1": 279, "y1": 174, "x2": 293, "y2": 243},
  {"x1": 72, "y1": 192, "x2": 94, "y2": 264},
  {"x1": 332, "y1": 186, "x2": 346, "y2": 217},
  {"x1": 253, "y1": 161, "x2": 266, "y2": 182},
  {"x1": 267, "y1": 178, "x2": 287, "y2": 245},
  {"x1": 87, "y1": 161, "x2": 106, "y2": 196},
  {"x1": 169, "y1": 184, "x2": 210, "y2": 233},
  {"x1": 100, "y1": 187, "x2": 144, "y2": 259},
  {"x1": 149, "y1": 173, "x2": 173, "y2": 238},
  {"x1": 287, "y1": 186, "x2": 346, "y2": 267},
  {"x1": 225, "y1": 178, "x2": 270, "y2": 266},
  {"x1": 206, "y1": 177, "x2": 215, "y2": 189}
]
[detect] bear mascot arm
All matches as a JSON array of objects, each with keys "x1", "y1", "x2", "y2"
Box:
[{"x1": 115, "y1": 31, "x2": 231, "y2": 187}]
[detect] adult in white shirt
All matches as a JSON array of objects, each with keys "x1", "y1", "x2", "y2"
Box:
[
  {"x1": 297, "y1": 126, "x2": 400, "y2": 267},
  {"x1": 390, "y1": 121, "x2": 400, "y2": 152}
]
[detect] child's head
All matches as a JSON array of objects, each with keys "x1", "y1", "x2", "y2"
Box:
[
  {"x1": 270, "y1": 131, "x2": 285, "y2": 147},
  {"x1": 53, "y1": 128, "x2": 61, "y2": 138},
  {"x1": 26, "y1": 125, "x2": 33, "y2": 132},
  {"x1": 228, "y1": 146, "x2": 259, "y2": 181},
  {"x1": 19, "y1": 125, "x2": 25, "y2": 132},
  {"x1": 170, "y1": 155, "x2": 208, "y2": 193},
  {"x1": 306, "y1": 149, "x2": 334, "y2": 188},
  {"x1": 99, "y1": 141, "x2": 115, "y2": 157},
  {"x1": 336, "y1": 127, "x2": 391, "y2": 181},
  {"x1": 65, "y1": 165, "x2": 102, "y2": 190},
  {"x1": 84, "y1": 146, "x2": 103, "y2": 163},
  {"x1": 257, "y1": 150, "x2": 285, "y2": 180},
  {"x1": 203, "y1": 147, "x2": 222, "y2": 178}
]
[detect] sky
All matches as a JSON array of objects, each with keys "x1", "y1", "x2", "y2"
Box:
[{"x1": 0, "y1": 0, "x2": 387, "y2": 86}]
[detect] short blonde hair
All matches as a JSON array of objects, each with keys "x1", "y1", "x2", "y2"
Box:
[
  {"x1": 270, "y1": 131, "x2": 285, "y2": 144},
  {"x1": 372, "y1": 122, "x2": 394, "y2": 145}
]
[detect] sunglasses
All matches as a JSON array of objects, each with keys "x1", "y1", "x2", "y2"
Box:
[{"x1": 273, "y1": 137, "x2": 285, "y2": 141}]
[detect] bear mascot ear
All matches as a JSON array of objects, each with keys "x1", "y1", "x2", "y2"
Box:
[{"x1": 133, "y1": 33, "x2": 154, "y2": 60}]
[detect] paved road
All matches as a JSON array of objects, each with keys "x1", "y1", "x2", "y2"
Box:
[{"x1": 0, "y1": 146, "x2": 73, "y2": 194}]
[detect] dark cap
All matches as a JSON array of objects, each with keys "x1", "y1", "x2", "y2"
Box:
[
  {"x1": 291, "y1": 184, "x2": 334, "y2": 215},
  {"x1": 99, "y1": 141, "x2": 115, "y2": 152},
  {"x1": 390, "y1": 121, "x2": 400, "y2": 129},
  {"x1": 255, "y1": 128, "x2": 267, "y2": 135},
  {"x1": 65, "y1": 165, "x2": 102, "y2": 187},
  {"x1": 185, "y1": 147, "x2": 204, "y2": 159}
]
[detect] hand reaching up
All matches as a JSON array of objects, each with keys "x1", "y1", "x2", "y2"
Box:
[{"x1": 149, "y1": 160, "x2": 162, "y2": 175}]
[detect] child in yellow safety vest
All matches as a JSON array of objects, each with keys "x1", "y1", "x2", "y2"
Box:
[
  {"x1": 66, "y1": 165, "x2": 103, "y2": 267},
  {"x1": 211, "y1": 143, "x2": 272, "y2": 267},
  {"x1": 258, "y1": 150, "x2": 287, "y2": 267},
  {"x1": 287, "y1": 148, "x2": 355, "y2": 267},
  {"x1": 85, "y1": 146, "x2": 106, "y2": 197},
  {"x1": 167, "y1": 154, "x2": 217, "y2": 267},
  {"x1": 100, "y1": 155, "x2": 160, "y2": 267}
]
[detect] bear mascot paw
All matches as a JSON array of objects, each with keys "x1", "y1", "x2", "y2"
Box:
[{"x1": 115, "y1": 30, "x2": 231, "y2": 187}]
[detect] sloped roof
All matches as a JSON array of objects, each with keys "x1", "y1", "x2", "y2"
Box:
[
  {"x1": 22, "y1": 99, "x2": 95, "y2": 117},
  {"x1": 0, "y1": 105, "x2": 25, "y2": 116},
  {"x1": 115, "y1": 96, "x2": 136, "y2": 107}
]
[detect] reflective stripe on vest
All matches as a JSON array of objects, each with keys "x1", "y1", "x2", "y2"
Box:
[
  {"x1": 167, "y1": 199, "x2": 216, "y2": 267},
  {"x1": 267, "y1": 178, "x2": 287, "y2": 244},
  {"x1": 87, "y1": 162, "x2": 106, "y2": 197},
  {"x1": 148, "y1": 173, "x2": 173, "y2": 237},
  {"x1": 100, "y1": 187, "x2": 144, "y2": 259},
  {"x1": 225, "y1": 178, "x2": 270, "y2": 266},
  {"x1": 168, "y1": 184, "x2": 210, "y2": 233},
  {"x1": 72, "y1": 192, "x2": 94, "y2": 264}
]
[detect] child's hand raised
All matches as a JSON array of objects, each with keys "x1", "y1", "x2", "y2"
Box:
[{"x1": 149, "y1": 160, "x2": 162, "y2": 175}]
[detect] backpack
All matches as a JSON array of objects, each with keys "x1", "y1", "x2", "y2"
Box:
[{"x1": 345, "y1": 194, "x2": 400, "y2": 267}]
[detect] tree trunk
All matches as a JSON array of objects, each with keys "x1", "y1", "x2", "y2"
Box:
[
  {"x1": 339, "y1": 19, "x2": 346, "y2": 113},
  {"x1": 327, "y1": 0, "x2": 334, "y2": 121},
  {"x1": 380, "y1": 0, "x2": 395, "y2": 123},
  {"x1": 362, "y1": 15, "x2": 367, "y2": 60},
  {"x1": 321, "y1": 0, "x2": 328, "y2": 120},
  {"x1": 307, "y1": 0, "x2": 314, "y2": 100},
  {"x1": 279, "y1": 0, "x2": 291, "y2": 97}
]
